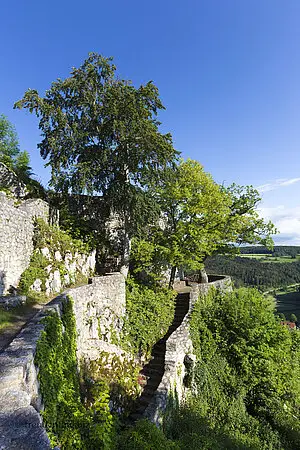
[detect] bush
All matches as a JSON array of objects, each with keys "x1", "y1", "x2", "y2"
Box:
[
  {"x1": 122, "y1": 278, "x2": 176, "y2": 357},
  {"x1": 35, "y1": 296, "x2": 116, "y2": 449},
  {"x1": 118, "y1": 419, "x2": 179, "y2": 450}
]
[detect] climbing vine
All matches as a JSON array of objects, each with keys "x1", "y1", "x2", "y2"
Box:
[
  {"x1": 19, "y1": 219, "x2": 92, "y2": 299},
  {"x1": 121, "y1": 277, "x2": 176, "y2": 358},
  {"x1": 83, "y1": 351, "x2": 142, "y2": 417},
  {"x1": 35, "y1": 296, "x2": 116, "y2": 449}
]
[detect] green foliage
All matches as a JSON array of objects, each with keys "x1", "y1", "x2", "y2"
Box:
[
  {"x1": 0, "y1": 114, "x2": 20, "y2": 169},
  {"x1": 0, "y1": 308, "x2": 13, "y2": 331},
  {"x1": 18, "y1": 219, "x2": 91, "y2": 298},
  {"x1": 182, "y1": 287, "x2": 300, "y2": 449},
  {"x1": 15, "y1": 53, "x2": 178, "y2": 237},
  {"x1": 0, "y1": 114, "x2": 45, "y2": 197},
  {"x1": 35, "y1": 296, "x2": 116, "y2": 449},
  {"x1": 136, "y1": 159, "x2": 276, "y2": 286},
  {"x1": 118, "y1": 419, "x2": 179, "y2": 450},
  {"x1": 84, "y1": 351, "x2": 142, "y2": 416},
  {"x1": 290, "y1": 313, "x2": 297, "y2": 323},
  {"x1": 205, "y1": 254, "x2": 300, "y2": 289},
  {"x1": 18, "y1": 250, "x2": 49, "y2": 294},
  {"x1": 121, "y1": 277, "x2": 176, "y2": 357},
  {"x1": 278, "y1": 312, "x2": 286, "y2": 321},
  {"x1": 34, "y1": 218, "x2": 91, "y2": 256}
]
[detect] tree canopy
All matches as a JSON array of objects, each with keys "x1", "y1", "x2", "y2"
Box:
[
  {"x1": 15, "y1": 53, "x2": 178, "y2": 235},
  {"x1": 0, "y1": 114, "x2": 44, "y2": 197},
  {"x1": 0, "y1": 114, "x2": 31, "y2": 175},
  {"x1": 131, "y1": 159, "x2": 276, "y2": 286}
]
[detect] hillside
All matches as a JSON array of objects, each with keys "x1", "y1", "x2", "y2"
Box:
[{"x1": 205, "y1": 247, "x2": 300, "y2": 290}]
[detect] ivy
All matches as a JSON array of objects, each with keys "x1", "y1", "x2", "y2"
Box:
[
  {"x1": 34, "y1": 218, "x2": 91, "y2": 257},
  {"x1": 84, "y1": 351, "x2": 142, "y2": 417},
  {"x1": 18, "y1": 250, "x2": 49, "y2": 295},
  {"x1": 35, "y1": 296, "x2": 116, "y2": 449},
  {"x1": 19, "y1": 218, "x2": 92, "y2": 298},
  {"x1": 121, "y1": 277, "x2": 176, "y2": 357}
]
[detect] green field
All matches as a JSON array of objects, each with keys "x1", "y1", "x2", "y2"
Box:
[
  {"x1": 240, "y1": 254, "x2": 300, "y2": 263},
  {"x1": 240, "y1": 253, "x2": 269, "y2": 259},
  {"x1": 275, "y1": 286, "x2": 300, "y2": 321}
]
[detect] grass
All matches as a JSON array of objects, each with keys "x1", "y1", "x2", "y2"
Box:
[
  {"x1": 0, "y1": 275, "x2": 90, "y2": 337},
  {"x1": 240, "y1": 254, "x2": 300, "y2": 263},
  {"x1": 0, "y1": 308, "x2": 14, "y2": 331},
  {"x1": 239, "y1": 254, "x2": 270, "y2": 259},
  {"x1": 274, "y1": 285, "x2": 300, "y2": 321}
]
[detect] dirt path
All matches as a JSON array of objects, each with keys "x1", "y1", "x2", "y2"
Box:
[{"x1": 0, "y1": 303, "x2": 46, "y2": 352}]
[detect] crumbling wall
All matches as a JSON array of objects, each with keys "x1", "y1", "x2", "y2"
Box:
[
  {"x1": 0, "y1": 193, "x2": 49, "y2": 294},
  {"x1": 0, "y1": 273, "x2": 126, "y2": 449}
]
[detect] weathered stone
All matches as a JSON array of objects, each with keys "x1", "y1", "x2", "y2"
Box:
[
  {"x1": 0, "y1": 294, "x2": 26, "y2": 308},
  {"x1": 0, "y1": 193, "x2": 49, "y2": 294},
  {"x1": 0, "y1": 406, "x2": 51, "y2": 449},
  {"x1": 41, "y1": 247, "x2": 51, "y2": 259},
  {"x1": 143, "y1": 276, "x2": 232, "y2": 427},
  {"x1": 0, "y1": 163, "x2": 28, "y2": 198},
  {"x1": 0, "y1": 390, "x2": 31, "y2": 412},
  {"x1": 54, "y1": 250, "x2": 62, "y2": 261},
  {"x1": 0, "y1": 273, "x2": 126, "y2": 446},
  {"x1": 30, "y1": 279, "x2": 42, "y2": 292}
]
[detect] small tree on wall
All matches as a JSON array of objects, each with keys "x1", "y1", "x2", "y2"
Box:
[{"x1": 131, "y1": 159, "x2": 276, "y2": 287}]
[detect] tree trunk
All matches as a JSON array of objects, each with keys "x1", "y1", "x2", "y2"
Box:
[
  {"x1": 120, "y1": 232, "x2": 131, "y2": 278},
  {"x1": 198, "y1": 267, "x2": 208, "y2": 284},
  {"x1": 169, "y1": 266, "x2": 176, "y2": 289}
]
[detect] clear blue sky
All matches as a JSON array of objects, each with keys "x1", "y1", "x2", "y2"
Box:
[{"x1": 1, "y1": 0, "x2": 300, "y2": 244}]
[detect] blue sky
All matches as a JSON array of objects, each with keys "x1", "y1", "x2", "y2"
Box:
[{"x1": 1, "y1": 0, "x2": 300, "y2": 244}]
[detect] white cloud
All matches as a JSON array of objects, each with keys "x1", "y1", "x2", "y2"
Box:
[
  {"x1": 258, "y1": 204, "x2": 300, "y2": 245},
  {"x1": 256, "y1": 177, "x2": 300, "y2": 193}
]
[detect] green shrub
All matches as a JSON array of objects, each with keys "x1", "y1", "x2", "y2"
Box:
[
  {"x1": 35, "y1": 296, "x2": 116, "y2": 449},
  {"x1": 122, "y1": 277, "x2": 176, "y2": 357},
  {"x1": 182, "y1": 287, "x2": 300, "y2": 449},
  {"x1": 34, "y1": 218, "x2": 91, "y2": 256},
  {"x1": 83, "y1": 351, "x2": 142, "y2": 417},
  {"x1": 18, "y1": 218, "x2": 92, "y2": 298},
  {"x1": 118, "y1": 419, "x2": 179, "y2": 450},
  {"x1": 18, "y1": 250, "x2": 49, "y2": 294}
]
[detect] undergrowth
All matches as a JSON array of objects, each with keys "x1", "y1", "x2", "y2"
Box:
[
  {"x1": 35, "y1": 296, "x2": 116, "y2": 449},
  {"x1": 121, "y1": 277, "x2": 176, "y2": 358}
]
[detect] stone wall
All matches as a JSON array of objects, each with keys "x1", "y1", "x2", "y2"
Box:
[
  {"x1": 0, "y1": 163, "x2": 27, "y2": 198},
  {"x1": 0, "y1": 193, "x2": 49, "y2": 295},
  {"x1": 67, "y1": 273, "x2": 126, "y2": 361},
  {"x1": 188, "y1": 274, "x2": 232, "y2": 297},
  {"x1": 143, "y1": 275, "x2": 232, "y2": 427},
  {"x1": 0, "y1": 273, "x2": 126, "y2": 449}
]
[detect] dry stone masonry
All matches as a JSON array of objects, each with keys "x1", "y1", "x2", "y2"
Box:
[
  {"x1": 0, "y1": 273, "x2": 126, "y2": 449},
  {"x1": 143, "y1": 276, "x2": 232, "y2": 426},
  {"x1": 0, "y1": 193, "x2": 49, "y2": 295}
]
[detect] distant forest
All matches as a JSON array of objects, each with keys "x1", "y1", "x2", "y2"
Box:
[
  {"x1": 240, "y1": 245, "x2": 300, "y2": 257},
  {"x1": 205, "y1": 246, "x2": 300, "y2": 290}
]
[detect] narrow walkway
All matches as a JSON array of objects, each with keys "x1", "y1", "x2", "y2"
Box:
[
  {"x1": 129, "y1": 291, "x2": 190, "y2": 422},
  {"x1": 0, "y1": 303, "x2": 45, "y2": 352}
]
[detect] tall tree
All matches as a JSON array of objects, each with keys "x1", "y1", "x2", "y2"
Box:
[{"x1": 15, "y1": 53, "x2": 178, "y2": 239}]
